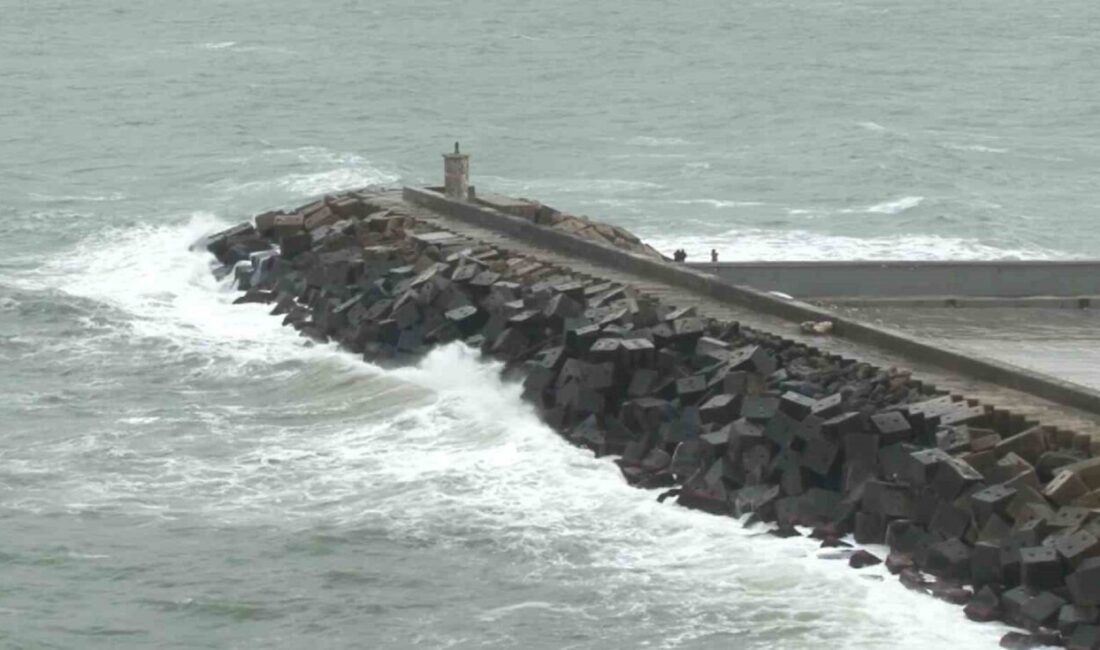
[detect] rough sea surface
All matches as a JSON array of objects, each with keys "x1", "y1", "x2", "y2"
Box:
[{"x1": 2, "y1": 1, "x2": 1096, "y2": 647}]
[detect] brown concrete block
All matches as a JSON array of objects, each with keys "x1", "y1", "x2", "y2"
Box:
[
  {"x1": 995, "y1": 426, "x2": 1049, "y2": 465},
  {"x1": 1047, "y1": 469, "x2": 1091, "y2": 506}
]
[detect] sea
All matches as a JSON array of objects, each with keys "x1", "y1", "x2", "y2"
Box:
[{"x1": 2, "y1": 1, "x2": 1096, "y2": 647}]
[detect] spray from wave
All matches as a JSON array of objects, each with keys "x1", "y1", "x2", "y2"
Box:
[{"x1": 2, "y1": 206, "x2": 1018, "y2": 648}]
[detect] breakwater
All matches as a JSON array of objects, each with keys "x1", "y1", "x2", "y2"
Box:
[{"x1": 200, "y1": 189, "x2": 1100, "y2": 649}]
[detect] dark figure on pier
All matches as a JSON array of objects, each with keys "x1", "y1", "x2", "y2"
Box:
[
  {"x1": 672, "y1": 248, "x2": 686, "y2": 263},
  {"x1": 711, "y1": 249, "x2": 718, "y2": 263}
]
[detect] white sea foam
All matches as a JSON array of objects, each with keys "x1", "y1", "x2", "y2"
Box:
[
  {"x1": 943, "y1": 143, "x2": 1009, "y2": 154},
  {"x1": 626, "y1": 136, "x2": 692, "y2": 146},
  {"x1": 213, "y1": 148, "x2": 401, "y2": 197},
  {"x1": 13, "y1": 215, "x2": 1014, "y2": 648},
  {"x1": 671, "y1": 199, "x2": 766, "y2": 209},
  {"x1": 864, "y1": 196, "x2": 925, "y2": 214},
  {"x1": 28, "y1": 192, "x2": 127, "y2": 203},
  {"x1": 479, "y1": 175, "x2": 663, "y2": 196},
  {"x1": 857, "y1": 121, "x2": 888, "y2": 132}
]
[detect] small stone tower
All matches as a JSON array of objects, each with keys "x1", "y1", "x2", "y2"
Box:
[{"x1": 443, "y1": 142, "x2": 470, "y2": 200}]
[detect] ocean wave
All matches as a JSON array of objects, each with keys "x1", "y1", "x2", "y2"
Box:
[
  {"x1": 27, "y1": 192, "x2": 127, "y2": 203},
  {"x1": 942, "y1": 143, "x2": 1009, "y2": 154},
  {"x1": 5, "y1": 214, "x2": 1014, "y2": 648},
  {"x1": 671, "y1": 199, "x2": 766, "y2": 209},
  {"x1": 625, "y1": 136, "x2": 692, "y2": 146},
  {"x1": 864, "y1": 196, "x2": 925, "y2": 215},
  {"x1": 213, "y1": 150, "x2": 401, "y2": 198},
  {"x1": 478, "y1": 175, "x2": 663, "y2": 196},
  {"x1": 857, "y1": 121, "x2": 887, "y2": 132}
]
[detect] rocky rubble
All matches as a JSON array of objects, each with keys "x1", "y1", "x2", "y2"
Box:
[{"x1": 200, "y1": 190, "x2": 1100, "y2": 649}]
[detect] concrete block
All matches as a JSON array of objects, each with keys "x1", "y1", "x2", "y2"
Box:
[
  {"x1": 733, "y1": 484, "x2": 781, "y2": 519},
  {"x1": 1007, "y1": 485, "x2": 1054, "y2": 524},
  {"x1": 676, "y1": 375, "x2": 707, "y2": 403},
  {"x1": 971, "y1": 431, "x2": 1002, "y2": 453},
  {"x1": 872, "y1": 444, "x2": 911, "y2": 483},
  {"x1": 1068, "y1": 558, "x2": 1100, "y2": 606},
  {"x1": 740, "y1": 443, "x2": 774, "y2": 484},
  {"x1": 971, "y1": 541, "x2": 1004, "y2": 587},
  {"x1": 978, "y1": 513, "x2": 1013, "y2": 546},
  {"x1": 823, "y1": 412, "x2": 864, "y2": 439},
  {"x1": 843, "y1": 460, "x2": 875, "y2": 492},
  {"x1": 932, "y1": 456, "x2": 984, "y2": 500},
  {"x1": 700, "y1": 393, "x2": 740, "y2": 426},
  {"x1": 1021, "y1": 546, "x2": 1064, "y2": 591},
  {"x1": 1068, "y1": 624, "x2": 1100, "y2": 650},
  {"x1": 1063, "y1": 457, "x2": 1100, "y2": 491},
  {"x1": 940, "y1": 403, "x2": 989, "y2": 428},
  {"x1": 722, "y1": 371, "x2": 749, "y2": 395},
  {"x1": 1019, "y1": 591, "x2": 1067, "y2": 631},
  {"x1": 780, "y1": 391, "x2": 816, "y2": 420},
  {"x1": 906, "y1": 447, "x2": 952, "y2": 487},
  {"x1": 937, "y1": 426, "x2": 972, "y2": 454},
  {"x1": 621, "y1": 338, "x2": 656, "y2": 368},
  {"x1": 695, "y1": 336, "x2": 731, "y2": 361},
  {"x1": 854, "y1": 511, "x2": 887, "y2": 544},
  {"x1": 727, "y1": 345, "x2": 776, "y2": 376},
  {"x1": 995, "y1": 426, "x2": 1049, "y2": 465},
  {"x1": 885, "y1": 519, "x2": 926, "y2": 554},
  {"x1": 779, "y1": 456, "x2": 808, "y2": 496},
  {"x1": 811, "y1": 392, "x2": 843, "y2": 419},
  {"x1": 870, "y1": 411, "x2": 913, "y2": 445},
  {"x1": 863, "y1": 480, "x2": 916, "y2": 519},
  {"x1": 802, "y1": 437, "x2": 840, "y2": 477},
  {"x1": 670, "y1": 440, "x2": 710, "y2": 481},
  {"x1": 1060, "y1": 605, "x2": 1099, "y2": 637},
  {"x1": 1048, "y1": 469, "x2": 1092, "y2": 506},
  {"x1": 844, "y1": 432, "x2": 879, "y2": 468},
  {"x1": 1039, "y1": 450, "x2": 1086, "y2": 481},
  {"x1": 492, "y1": 327, "x2": 530, "y2": 361},
  {"x1": 700, "y1": 428, "x2": 731, "y2": 458},
  {"x1": 925, "y1": 537, "x2": 971, "y2": 580},
  {"x1": 764, "y1": 410, "x2": 799, "y2": 447},
  {"x1": 741, "y1": 395, "x2": 780, "y2": 421},
  {"x1": 1050, "y1": 506, "x2": 1092, "y2": 530},
  {"x1": 971, "y1": 484, "x2": 1017, "y2": 526},
  {"x1": 396, "y1": 326, "x2": 424, "y2": 354},
  {"x1": 1055, "y1": 529, "x2": 1100, "y2": 568},
  {"x1": 931, "y1": 502, "x2": 972, "y2": 539},
  {"x1": 627, "y1": 369, "x2": 660, "y2": 398},
  {"x1": 444, "y1": 304, "x2": 486, "y2": 336}
]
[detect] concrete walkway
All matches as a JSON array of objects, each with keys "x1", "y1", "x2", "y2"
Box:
[{"x1": 367, "y1": 190, "x2": 1100, "y2": 440}]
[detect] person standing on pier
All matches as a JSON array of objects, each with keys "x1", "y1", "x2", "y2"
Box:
[{"x1": 711, "y1": 249, "x2": 718, "y2": 263}]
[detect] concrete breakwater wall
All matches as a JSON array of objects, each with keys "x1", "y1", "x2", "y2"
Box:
[
  {"x1": 686, "y1": 261, "x2": 1100, "y2": 301},
  {"x1": 201, "y1": 191, "x2": 1100, "y2": 649},
  {"x1": 403, "y1": 187, "x2": 1100, "y2": 419}
]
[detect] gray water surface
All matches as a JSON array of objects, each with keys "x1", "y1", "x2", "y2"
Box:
[{"x1": 2, "y1": 1, "x2": 1095, "y2": 647}]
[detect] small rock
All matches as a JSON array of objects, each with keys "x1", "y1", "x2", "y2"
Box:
[{"x1": 849, "y1": 550, "x2": 882, "y2": 569}]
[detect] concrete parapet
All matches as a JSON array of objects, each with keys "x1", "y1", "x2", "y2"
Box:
[
  {"x1": 403, "y1": 185, "x2": 1100, "y2": 418},
  {"x1": 688, "y1": 260, "x2": 1100, "y2": 300}
]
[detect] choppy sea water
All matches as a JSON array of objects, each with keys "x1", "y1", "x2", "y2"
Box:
[{"x1": 2, "y1": 0, "x2": 1096, "y2": 647}]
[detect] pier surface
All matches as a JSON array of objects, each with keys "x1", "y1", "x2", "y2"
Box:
[{"x1": 367, "y1": 188, "x2": 1100, "y2": 441}]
